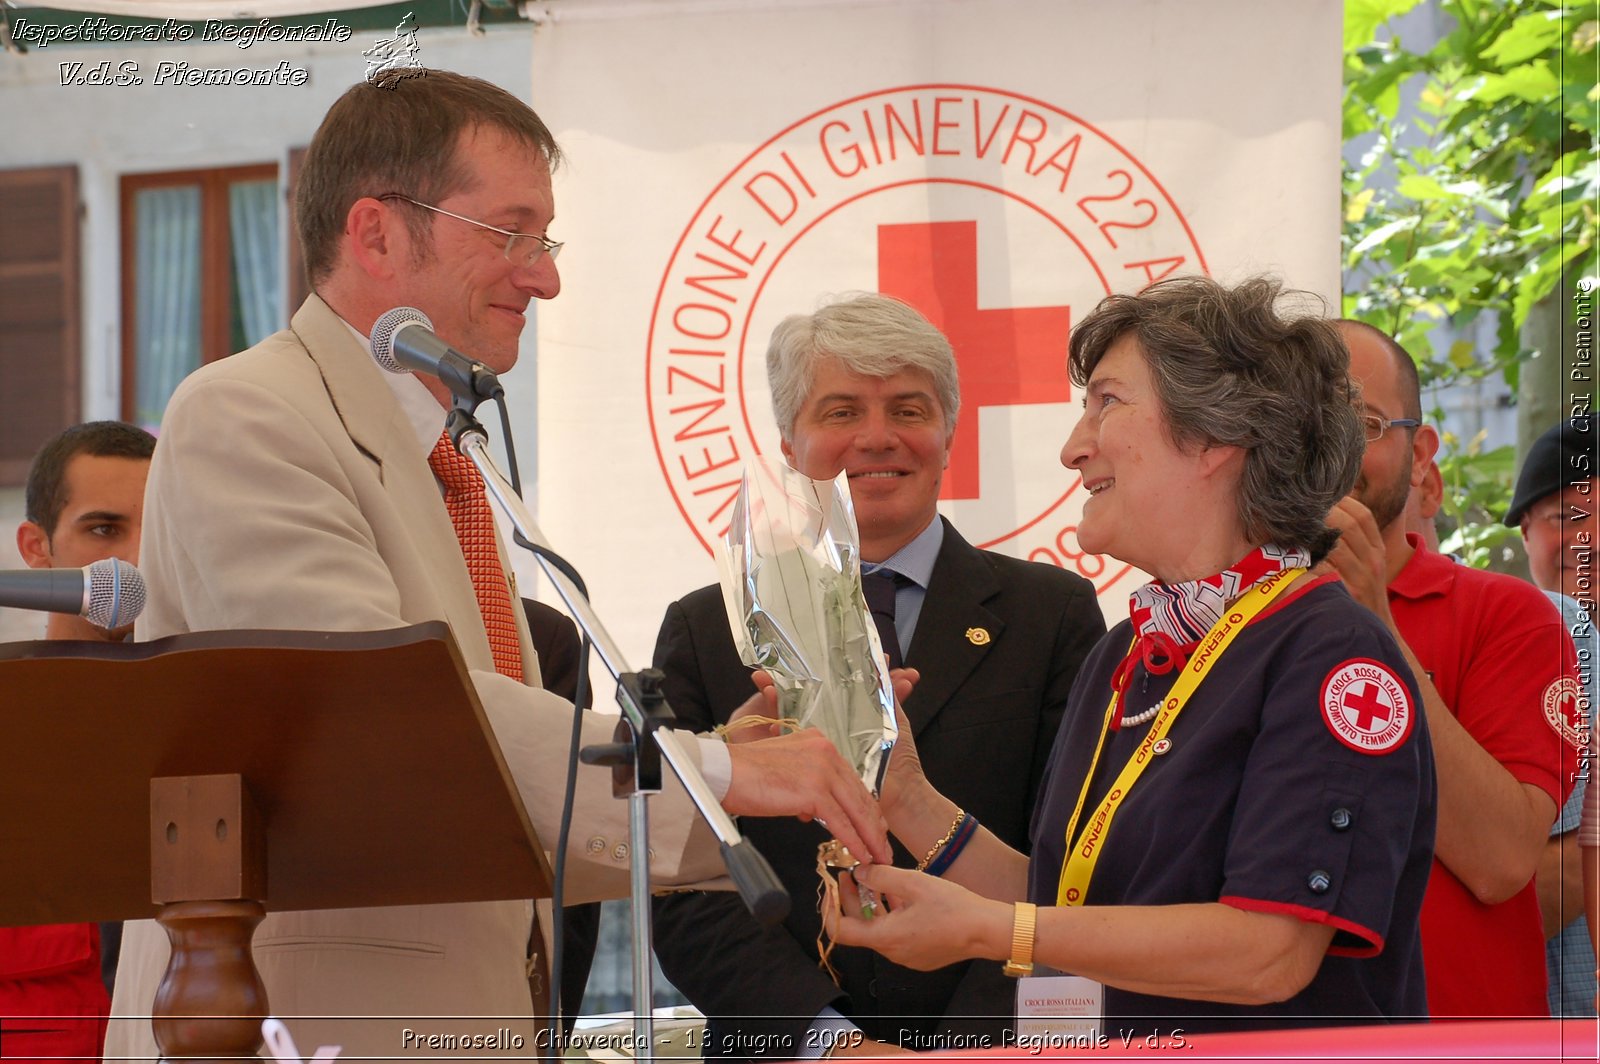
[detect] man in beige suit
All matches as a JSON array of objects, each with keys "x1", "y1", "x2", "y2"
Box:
[{"x1": 107, "y1": 71, "x2": 888, "y2": 1059}]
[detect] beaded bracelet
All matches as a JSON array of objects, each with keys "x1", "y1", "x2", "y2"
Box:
[{"x1": 921, "y1": 812, "x2": 979, "y2": 878}]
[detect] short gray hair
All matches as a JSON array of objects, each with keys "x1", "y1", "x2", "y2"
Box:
[
  {"x1": 1067, "y1": 275, "x2": 1363, "y2": 562},
  {"x1": 767, "y1": 294, "x2": 961, "y2": 442}
]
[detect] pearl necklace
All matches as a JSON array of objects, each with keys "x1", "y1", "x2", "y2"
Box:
[{"x1": 1120, "y1": 701, "x2": 1162, "y2": 727}]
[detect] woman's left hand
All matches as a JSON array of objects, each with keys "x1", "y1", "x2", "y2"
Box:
[
  {"x1": 823, "y1": 862, "x2": 1012, "y2": 972},
  {"x1": 724, "y1": 670, "x2": 784, "y2": 743},
  {"x1": 726, "y1": 667, "x2": 919, "y2": 744}
]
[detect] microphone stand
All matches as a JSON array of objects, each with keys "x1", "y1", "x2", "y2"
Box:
[{"x1": 443, "y1": 405, "x2": 788, "y2": 1052}]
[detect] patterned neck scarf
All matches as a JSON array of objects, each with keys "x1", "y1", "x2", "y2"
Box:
[{"x1": 1109, "y1": 544, "x2": 1310, "y2": 725}]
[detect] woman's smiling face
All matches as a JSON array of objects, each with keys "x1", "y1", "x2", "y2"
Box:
[{"x1": 1060, "y1": 334, "x2": 1232, "y2": 579}]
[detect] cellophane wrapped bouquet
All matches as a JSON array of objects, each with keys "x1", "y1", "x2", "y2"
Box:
[{"x1": 715, "y1": 458, "x2": 897, "y2": 795}]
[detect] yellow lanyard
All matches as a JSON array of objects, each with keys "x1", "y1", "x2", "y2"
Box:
[{"x1": 1055, "y1": 567, "x2": 1305, "y2": 906}]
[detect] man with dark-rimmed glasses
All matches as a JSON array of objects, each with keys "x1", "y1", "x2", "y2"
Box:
[{"x1": 1321, "y1": 319, "x2": 1581, "y2": 1018}]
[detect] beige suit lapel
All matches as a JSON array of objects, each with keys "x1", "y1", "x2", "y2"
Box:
[
  {"x1": 288, "y1": 296, "x2": 509, "y2": 677},
  {"x1": 289, "y1": 295, "x2": 413, "y2": 461}
]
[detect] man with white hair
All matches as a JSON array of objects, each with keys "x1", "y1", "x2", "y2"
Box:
[{"x1": 652, "y1": 294, "x2": 1106, "y2": 1059}]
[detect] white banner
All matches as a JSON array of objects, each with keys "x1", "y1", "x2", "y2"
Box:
[{"x1": 529, "y1": 0, "x2": 1341, "y2": 670}]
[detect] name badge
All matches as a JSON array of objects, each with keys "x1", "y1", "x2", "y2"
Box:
[{"x1": 1015, "y1": 972, "x2": 1103, "y2": 1047}]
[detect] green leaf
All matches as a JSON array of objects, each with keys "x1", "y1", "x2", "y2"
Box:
[
  {"x1": 1474, "y1": 59, "x2": 1561, "y2": 102},
  {"x1": 1497, "y1": 314, "x2": 1522, "y2": 391},
  {"x1": 1514, "y1": 242, "x2": 1593, "y2": 327},
  {"x1": 1343, "y1": 93, "x2": 1379, "y2": 138},
  {"x1": 1532, "y1": 151, "x2": 1600, "y2": 198},
  {"x1": 1375, "y1": 76, "x2": 1404, "y2": 120},
  {"x1": 1481, "y1": 10, "x2": 1565, "y2": 67},
  {"x1": 1349, "y1": 215, "x2": 1419, "y2": 259},
  {"x1": 1345, "y1": 0, "x2": 1429, "y2": 52},
  {"x1": 1397, "y1": 174, "x2": 1453, "y2": 200},
  {"x1": 1343, "y1": 0, "x2": 1596, "y2": 444}
]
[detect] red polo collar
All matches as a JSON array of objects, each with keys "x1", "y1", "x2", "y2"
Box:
[{"x1": 1387, "y1": 532, "x2": 1456, "y2": 601}]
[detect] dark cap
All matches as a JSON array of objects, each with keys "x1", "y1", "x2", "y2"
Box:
[{"x1": 1504, "y1": 417, "x2": 1597, "y2": 526}]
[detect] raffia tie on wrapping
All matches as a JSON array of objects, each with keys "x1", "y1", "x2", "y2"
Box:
[
  {"x1": 713, "y1": 715, "x2": 800, "y2": 741},
  {"x1": 814, "y1": 840, "x2": 851, "y2": 984},
  {"x1": 813, "y1": 839, "x2": 882, "y2": 984},
  {"x1": 716, "y1": 715, "x2": 853, "y2": 982}
]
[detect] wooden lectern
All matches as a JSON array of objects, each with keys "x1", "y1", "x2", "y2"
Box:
[{"x1": 0, "y1": 623, "x2": 552, "y2": 1060}]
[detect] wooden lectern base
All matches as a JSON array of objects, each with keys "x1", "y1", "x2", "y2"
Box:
[
  {"x1": 152, "y1": 899, "x2": 268, "y2": 1061},
  {"x1": 0, "y1": 627, "x2": 554, "y2": 1061},
  {"x1": 150, "y1": 773, "x2": 269, "y2": 1062}
]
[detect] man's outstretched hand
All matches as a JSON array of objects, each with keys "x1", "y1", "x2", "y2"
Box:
[
  {"x1": 716, "y1": 668, "x2": 917, "y2": 866},
  {"x1": 723, "y1": 729, "x2": 891, "y2": 864}
]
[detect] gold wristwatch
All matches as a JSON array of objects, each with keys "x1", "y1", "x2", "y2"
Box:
[{"x1": 1002, "y1": 901, "x2": 1037, "y2": 977}]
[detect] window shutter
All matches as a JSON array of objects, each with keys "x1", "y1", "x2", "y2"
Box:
[{"x1": 0, "y1": 166, "x2": 80, "y2": 487}]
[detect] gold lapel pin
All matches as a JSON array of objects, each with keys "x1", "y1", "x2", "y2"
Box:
[{"x1": 965, "y1": 627, "x2": 991, "y2": 646}]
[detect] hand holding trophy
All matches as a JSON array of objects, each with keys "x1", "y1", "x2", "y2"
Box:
[{"x1": 716, "y1": 457, "x2": 899, "y2": 949}]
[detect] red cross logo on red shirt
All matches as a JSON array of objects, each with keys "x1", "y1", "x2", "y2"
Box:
[
  {"x1": 877, "y1": 221, "x2": 1073, "y2": 501},
  {"x1": 1342, "y1": 681, "x2": 1392, "y2": 732}
]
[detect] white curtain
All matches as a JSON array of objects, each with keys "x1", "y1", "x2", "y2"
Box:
[
  {"x1": 133, "y1": 185, "x2": 199, "y2": 431},
  {"x1": 229, "y1": 179, "x2": 281, "y2": 347}
]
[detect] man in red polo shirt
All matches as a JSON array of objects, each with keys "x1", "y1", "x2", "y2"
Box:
[
  {"x1": 1325, "y1": 322, "x2": 1581, "y2": 1017},
  {"x1": 3, "y1": 422, "x2": 153, "y2": 1063}
]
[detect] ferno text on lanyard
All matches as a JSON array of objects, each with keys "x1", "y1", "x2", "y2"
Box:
[{"x1": 1055, "y1": 567, "x2": 1306, "y2": 906}]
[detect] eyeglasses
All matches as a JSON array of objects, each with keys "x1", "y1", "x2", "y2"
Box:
[
  {"x1": 1361, "y1": 413, "x2": 1421, "y2": 442},
  {"x1": 379, "y1": 194, "x2": 562, "y2": 266}
]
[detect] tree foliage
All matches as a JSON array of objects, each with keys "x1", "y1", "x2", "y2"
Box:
[{"x1": 1343, "y1": 0, "x2": 1596, "y2": 566}]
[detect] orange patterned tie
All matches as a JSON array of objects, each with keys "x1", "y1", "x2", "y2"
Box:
[{"x1": 428, "y1": 430, "x2": 524, "y2": 682}]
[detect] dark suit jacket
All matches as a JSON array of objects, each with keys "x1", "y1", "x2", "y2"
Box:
[
  {"x1": 522, "y1": 599, "x2": 591, "y2": 711},
  {"x1": 651, "y1": 518, "x2": 1105, "y2": 1059}
]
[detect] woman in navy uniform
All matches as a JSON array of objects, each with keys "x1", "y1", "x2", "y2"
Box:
[{"x1": 828, "y1": 276, "x2": 1436, "y2": 1033}]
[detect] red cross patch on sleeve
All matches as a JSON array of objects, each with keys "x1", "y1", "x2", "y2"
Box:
[
  {"x1": 1543, "y1": 677, "x2": 1585, "y2": 749},
  {"x1": 1320, "y1": 658, "x2": 1414, "y2": 755}
]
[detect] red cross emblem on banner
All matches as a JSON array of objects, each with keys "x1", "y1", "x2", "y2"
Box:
[
  {"x1": 646, "y1": 83, "x2": 1208, "y2": 585},
  {"x1": 878, "y1": 220, "x2": 1072, "y2": 501}
]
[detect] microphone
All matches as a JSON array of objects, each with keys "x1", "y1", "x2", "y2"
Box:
[
  {"x1": 0, "y1": 558, "x2": 146, "y2": 629},
  {"x1": 370, "y1": 307, "x2": 504, "y2": 401}
]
